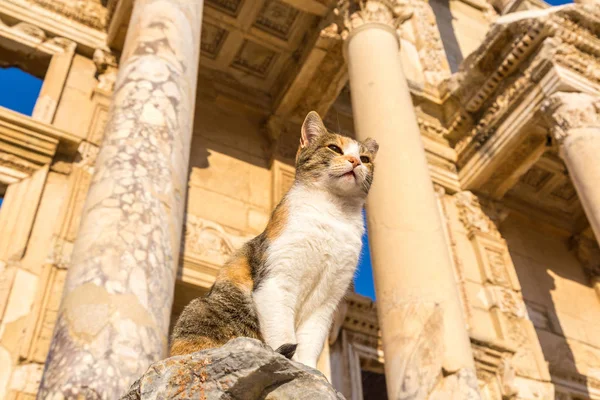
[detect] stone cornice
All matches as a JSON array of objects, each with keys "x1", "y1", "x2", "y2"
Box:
[
  {"x1": 0, "y1": 0, "x2": 107, "y2": 56},
  {"x1": 447, "y1": 4, "x2": 600, "y2": 167},
  {"x1": 541, "y1": 91, "x2": 600, "y2": 143},
  {"x1": 0, "y1": 107, "x2": 81, "y2": 182}
]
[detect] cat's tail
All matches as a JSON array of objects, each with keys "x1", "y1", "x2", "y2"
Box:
[{"x1": 275, "y1": 343, "x2": 297, "y2": 359}]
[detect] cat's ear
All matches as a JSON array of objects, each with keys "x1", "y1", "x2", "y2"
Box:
[
  {"x1": 363, "y1": 138, "x2": 379, "y2": 157},
  {"x1": 300, "y1": 111, "x2": 327, "y2": 148}
]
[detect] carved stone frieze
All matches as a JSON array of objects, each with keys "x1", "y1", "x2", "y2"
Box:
[
  {"x1": 541, "y1": 92, "x2": 600, "y2": 144},
  {"x1": 31, "y1": 0, "x2": 108, "y2": 31},
  {"x1": 454, "y1": 191, "x2": 502, "y2": 239},
  {"x1": 410, "y1": 0, "x2": 451, "y2": 88},
  {"x1": 335, "y1": 0, "x2": 413, "y2": 40},
  {"x1": 182, "y1": 214, "x2": 253, "y2": 267},
  {"x1": 450, "y1": 5, "x2": 600, "y2": 167},
  {"x1": 92, "y1": 49, "x2": 118, "y2": 93},
  {"x1": 471, "y1": 338, "x2": 519, "y2": 400},
  {"x1": 418, "y1": 116, "x2": 449, "y2": 141}
]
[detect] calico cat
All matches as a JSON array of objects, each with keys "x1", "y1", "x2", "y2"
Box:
[{"x1": 170, "y1": 111, "x2": 378, "y2": 368}]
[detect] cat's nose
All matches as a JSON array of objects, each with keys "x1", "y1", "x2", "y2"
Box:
[{"x1": 347, "y1": 157, "x2": 360, "y2": 169}]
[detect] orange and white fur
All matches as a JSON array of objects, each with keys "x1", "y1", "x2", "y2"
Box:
[{"x1": 171, "y1": 111, "x2": 378, "y2": 368}]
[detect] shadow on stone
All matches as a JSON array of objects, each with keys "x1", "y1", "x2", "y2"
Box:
[{"x1": 121, "y1": 337, "x2": 345, "y2": 400}]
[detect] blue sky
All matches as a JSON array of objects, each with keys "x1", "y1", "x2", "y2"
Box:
[{"x1": 0, "y1": 67, "x2": 42, "y2": 116}]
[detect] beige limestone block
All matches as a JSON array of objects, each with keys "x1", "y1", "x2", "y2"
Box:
[
  {"x1": 19, "y1": 172, "x2": 68, "y2": 275},
  {"x1": 52, "y1": 55, "x2": 98, "y2": 138},
  {"x1": 187, "y1": 186, "x2": 253, "y2": 233},
  {"x1": 0, "y1": 346, "x2": 11, "y2": 400}
]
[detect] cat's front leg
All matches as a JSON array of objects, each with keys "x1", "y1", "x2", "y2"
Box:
[
  {"x1": 293, "y1": 305, "x2": 335, "y2": 369},
  {"x1": 253, "y1": 278, "x2": 297, "y2": 350}
]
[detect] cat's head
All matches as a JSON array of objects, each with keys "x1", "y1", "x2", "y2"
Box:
[{"x1": 295, "y1": 111, "x2": 379, "y2": 198}]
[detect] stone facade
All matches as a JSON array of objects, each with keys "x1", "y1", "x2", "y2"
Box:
[{"x1": 0, "y1": 0, "x2": 598, "y2": 399}]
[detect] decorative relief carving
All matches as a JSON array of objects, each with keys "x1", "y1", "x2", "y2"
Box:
[
  {"x1": 521, "y1": 166, "x2": 552, "y2": 190},
  {"x1": 201, "y1": 23, "x2": 228, "y2": 59},
  {"x1": 92, "y1": 49, "x2": 118, "y2": 93},
  {"x1": 87, "y1": 103, "x2": 110, "y2": 146},
  {"x1": 231, "y1": 40, "x2": 277, "y2": 78},
  {"x1": 12, "y1": 22, "x2": 46, "y2": 40},
  {"x1": 451, "y1": 7, "x2": 600, "y2": 166},
  {"x1": 541, "y1": 91, "x2": 600, "y2": 144},
  {"x1": 418, "y1": 117, "x2": 448, "y2": 141},
  {"x1": 31, "y1": 0, "x2": 108, "y2": 30},
  {"x1": 454, "y1": 191, "x2": 501, "y2": 239},
  {"x1": 182, "y1": 214, "x2": 252, "y2": 267},
  {"x1": 335, "y1": 0, "x2": 413, "y2": 40},
  {"x1": 555, "y1": 43, "x2": 600, "y2": 86},
  {"x1": 206, "y1": 0, "x2": 243, "y2": 16},
  {"x1": 487, "y1": 286, "x2": 525, "y2": 317},
  {"x1": 254, "y1": 0, "x2": 299, "y2": 40},
  {"x1": 455, "y1": 64, "x2": 537, "y2": 165},
  {"x1": 411, "y1": 0, "x2": 451, "y2": 88},
  {"x1": 549, "y1": 181, "x2": 577, "y2": 202},
  {"x1": 485, "y1": 247, "x2": 511, "y2": 287}
]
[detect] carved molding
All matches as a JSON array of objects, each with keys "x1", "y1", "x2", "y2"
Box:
[
  {"x1": 335, "y1": 0, "x2": 413, "y2": 40},
  {"x1": 92, "y1": 48, "x2": 118, "y2": 93},
  {"x1": 411, "y1": 0, "x2": 451, "y2": 89},
  {"x1": 450, "y1": 5, "x2": 600, "y2": 170},
  {"x1": 30, "y1": 0, "x2": 108, "y2": 31},
  {"x1": 541, "y1": 91, "x2": 600, "y2": 144},
  {"x1": 455, "y1": 191, "x2": 502, "y2": 239},
  {"x1": 181, "y1": 214, "x2": 253, "y2": 268},
  {"x1": 471, "y1": 337, "x2": 518, "y2": 400}
]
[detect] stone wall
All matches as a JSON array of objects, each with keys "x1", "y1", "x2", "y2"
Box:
[{"x1": 503, "y1": 214, "x2": 600, "y2": 398}]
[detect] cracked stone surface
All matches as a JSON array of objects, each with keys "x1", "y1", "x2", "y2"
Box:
[
  {"x1": 121, "y1": 338, "x2": 345, "y2": 400},
  {"x1": 37, "y1": 1, "x2": 203, "y2": 398}
]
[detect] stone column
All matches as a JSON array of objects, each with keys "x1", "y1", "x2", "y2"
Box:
[
  {"x1": 38, "y1": 1, "x2": 203, "y2": 398},
  {"x1": 542, "y1": 92, "x2": 600, "y2": 245},
  {"x1": 340, "y1": 1, "x2": 480, "y2": 399}
]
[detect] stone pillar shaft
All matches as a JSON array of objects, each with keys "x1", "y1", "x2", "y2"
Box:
[
  {"x1": 342, "y1": 2, "x2": 479, "y2": 398},
  {"x1": 544, "y1": 92, "x2": 600, "y2": 244},
  {"x1": 38, "y1": 1, "x2": 203, "y2": 398}
]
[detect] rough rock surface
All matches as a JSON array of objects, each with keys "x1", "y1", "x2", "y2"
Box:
[{"x1": 121, "y1": 337, "x2": 345, "y2": 400}]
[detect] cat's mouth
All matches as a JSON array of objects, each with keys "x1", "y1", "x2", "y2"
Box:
[{"x1": 341, "y1": 171, "x2": 355, "y2": 179}]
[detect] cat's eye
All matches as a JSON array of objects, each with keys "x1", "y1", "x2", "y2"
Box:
[
  {"x1": 327, "y1": 144, "x2": 343, "y2": 154},
  {"x1": 360, "y1": 156, "x2": 370, "y2": 164}
]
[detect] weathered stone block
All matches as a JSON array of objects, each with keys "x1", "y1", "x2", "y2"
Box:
[{"x1": 121, "y1": 337, "x2": 345, "y2": 400}]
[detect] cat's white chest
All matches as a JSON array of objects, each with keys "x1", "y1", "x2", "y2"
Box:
[{"x1": 263, "y1": 188, "x2": 364, "y2": 326}]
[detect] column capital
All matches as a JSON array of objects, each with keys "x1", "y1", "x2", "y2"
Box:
[
  {"x1": 541, "y1": 91, "x2": 600, "y2": 143},
  {"x1": 335, "y1": 0, "x2": 413, "y2": 41}
]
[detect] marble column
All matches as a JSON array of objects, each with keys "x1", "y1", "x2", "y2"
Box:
[
  {"x1": 38, "y1": 1, "x2": 203, "y2": 398},
  {"x1": 542, "y1": 92, "x2": 600, "y2": 244},
  {"x1": 340, "y1": 1, "x2": 480, "y2": 399}
]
